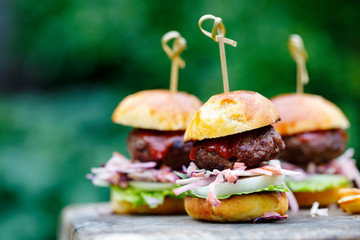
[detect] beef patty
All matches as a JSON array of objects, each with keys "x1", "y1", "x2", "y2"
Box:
[
  {"x1": 189, "y1": 125, "x2": 285, "y2": 170},
  {"x1": 127, "y1": 128, "x2": 192, "y2": 170},
  {"x1": 280, "y1": 129, "x2": 347, "y2": 166}
]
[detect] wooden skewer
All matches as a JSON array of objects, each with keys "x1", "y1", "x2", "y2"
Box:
[
  {"x1": 288, "y1": 34, "x2": 309, "y2": 94},
  {"x1": 199, "y1": 14, "x2": 237, "y2": 93},
  {"x1": 161, "y1": 31, "x2": 186, "y2": 92}
]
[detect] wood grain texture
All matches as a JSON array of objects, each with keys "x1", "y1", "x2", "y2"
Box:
[{"x1": 59, "y1": 202, "x2": 360, "y2": 240}]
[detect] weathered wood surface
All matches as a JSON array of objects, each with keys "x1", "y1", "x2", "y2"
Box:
[{"x1": 59, "y1": 202, "x2": 360, "y2": 240}]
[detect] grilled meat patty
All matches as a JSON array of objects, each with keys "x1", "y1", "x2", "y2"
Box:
[
  {"x1": 127, "y1": 128, "x2": 192, "y2": 170},
  {"x1": 189, "y1": 125, "x2": 285, "y2": 170},
  {"x1": 280, "y1": 129, "x2": 347, "y2": 166}
]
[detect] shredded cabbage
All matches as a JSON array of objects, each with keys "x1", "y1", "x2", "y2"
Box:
[{"x1": 174, "y1": 160, "x2": 299, "y2": 207}]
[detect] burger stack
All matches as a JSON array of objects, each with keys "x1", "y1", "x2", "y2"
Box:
[
  {"x1": 272, "y1": 84, "x2": 359, "y2": 207},
  {"x1": 88, "y1": 89, "x2": 202, "y2": 214},
  {"x1": 174, "y1": 91, "x2": 301, "y2": 222}
]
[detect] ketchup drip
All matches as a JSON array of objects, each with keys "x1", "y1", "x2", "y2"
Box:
[
  {"x1": 190, "y1": 134, "x2": 239, "y2": 160},
  {"x1": 132, "y1": 129, "x2": 185, "y2": 160}
]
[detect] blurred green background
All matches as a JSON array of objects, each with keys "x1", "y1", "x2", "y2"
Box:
[{"x1": 0, "y1": 0, "x2": 359, "y2": 239}]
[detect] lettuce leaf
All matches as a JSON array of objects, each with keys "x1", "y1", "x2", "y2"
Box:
[
  {"x1": 286, "y1": 174, "x2": 351, "y2": 192},
  {"x1": 189, "y1": 184, "x2": 288, "y2": 199},
  {"x1": 111, "y1": 185, "x2": 185, "y2": 208},
  {"x1": 173, "y1": 171, "x2": 188, "y2": 179}
]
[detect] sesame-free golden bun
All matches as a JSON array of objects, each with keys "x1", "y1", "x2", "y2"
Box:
[
  {"x1": 184, "y1": 90, "x2": 280, "y2": 142},
  {"x1": 112, "y1": 89, "x2": 202, "y2": 131},
  {"x1": 338, "y1": 188, "x2": 360, "y2": 199},
  {"x1": 293, "y1": 187, "x2": 347, "y2": 207},
  {"x1": 184, "y1": 192, "x2": 288, "y2": 222},
  {"x1": 110, "y1": 195, "x2": 185, "y2": 214},
  {"x1": 338, "y1": 195, "x2": 360, "y2": 214},
  {"x1": 337, "y1": 188, "x2": 360, "y2": 214},
  {"x1": 271, "y1": 93, "x2": 349, "y2": 136}
]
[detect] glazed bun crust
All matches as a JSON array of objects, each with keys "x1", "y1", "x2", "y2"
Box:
[
  {"x1": 184, "y1": 192, "x2": 288, "y2": 222},
  {"x1": 112, "y1": 89, "x2": 202, "y2": 131},
  {"x1": 338, "y1": 195, "x2": 360, "y2": 214},
  {"x1": 271, "y1": 93, "x2": 349, "y2": 136},
  {"x1": 111, "y1": 196, "x2": 185, "y2": 215},
  {"x1": 293, "y1": 187, "x2": 346, "y2": 207},
  {"x1": 184, "y1": 91, "x2": 280, "y2": 142}
]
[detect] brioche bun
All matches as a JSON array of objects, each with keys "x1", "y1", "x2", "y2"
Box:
[
  {"x1": 338, "y1": 188, "x2": 360, "y2": 214},
  {"x1": 184, "y1": 192, "x2": 288, "y2": 222},
  {"x1": 293, "y1": 187, "x2": 346, "y2": 207},
  {"x1": 271, "y1": 93, "x2": 349, "y2": 136},
  {"x1": 338, "y1": 195, "x2": 360, "y2": 214},
  {"x1": 338, "y1": 188, "x2": 360, "y2": 199},
  {"x1": 112, "y1": 89, "x2": 202, "y2": 131},
  {"x1": 110, "y1": 196, "x2": 185, "y2": 214},
  {"x1": 184, "y1": 91, "x2": 280, "y2": 142}
]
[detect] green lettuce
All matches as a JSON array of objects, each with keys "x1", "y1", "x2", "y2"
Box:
[
  {"x1": 286, "y1": 174, "x2": 351, "y2": 192},
  {"x1": 111, "y1": 185, "x2": 185, "y2": 208},
  {"x1": 189, "y1": 184, "x2": 288, "y2": 199},
  {"x1": 173, "y1": 171, "x2": 187, "y2": 179}
]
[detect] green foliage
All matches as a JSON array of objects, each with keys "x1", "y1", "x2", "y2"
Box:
[
  {"x1": 0, "y1": 87, "x2": 129, "y2": 239},
  {"x1": 1, "y1": 0, "x2": 360, "y2": 239}
]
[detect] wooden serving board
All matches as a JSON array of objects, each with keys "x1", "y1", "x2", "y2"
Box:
[{"x1": 59, "y1": 202, "x2": 360, "y2": 240}]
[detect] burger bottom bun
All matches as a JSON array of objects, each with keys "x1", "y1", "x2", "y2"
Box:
[
  {"x1": 294, "y1": 187, "x2": 346, "y2": 207},
  {"x1": 111, "y1": 196, "x2": 185, "y2": 215},
  {"x1": 184, "y1": 192, "x2": 288, "y2": 222}
]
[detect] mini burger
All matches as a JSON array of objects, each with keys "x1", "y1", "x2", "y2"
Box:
[
  {"x1": 271, "y1": 93, "x2": 360, "y2": 207},
  {"x1": 88, "y1": 89, "x2": 202, "y2": 214},
  {"x1": 173, "y1": 90, "x2": 299, "y2": 222}
]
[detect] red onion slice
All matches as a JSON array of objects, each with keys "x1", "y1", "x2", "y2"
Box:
[
  {"x1": 253, "y1": 212, "x2": 288, "y2": 223},
  {"x1": 284, "y1": 183, "x2": 299, "y2": 213}
]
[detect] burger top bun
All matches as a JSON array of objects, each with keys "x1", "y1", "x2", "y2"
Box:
[
  {"x1": 112, "y1": 89, "x2": 202, "y2": 131},
  {"x1": 184, "y1": 90, "x2": 280, "y2": 142},
  {"x1": 271, "y1": 93, "x2": 350, "y2": 136}
]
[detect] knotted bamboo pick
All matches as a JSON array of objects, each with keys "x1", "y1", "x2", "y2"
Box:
[
  {"x1": 288, "y1": 34, "x2": 309, "y2": 94},
  {"x1": 199, "y1": 14, "x2": 237, "y2": 93},
  {"x1": 161, "y1": 31, "x2": 187, "y2": 92}
]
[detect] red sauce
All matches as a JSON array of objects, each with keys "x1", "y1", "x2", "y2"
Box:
[
  {"x1": 135, "y1": 129, "x2": 185, "y2": 160},
  {"x1": 189, "y1": 146, "x2": 197, "y2": 160},
  {"x1": 190, "y1": 134, "x2": 239, "y2": 160}
]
